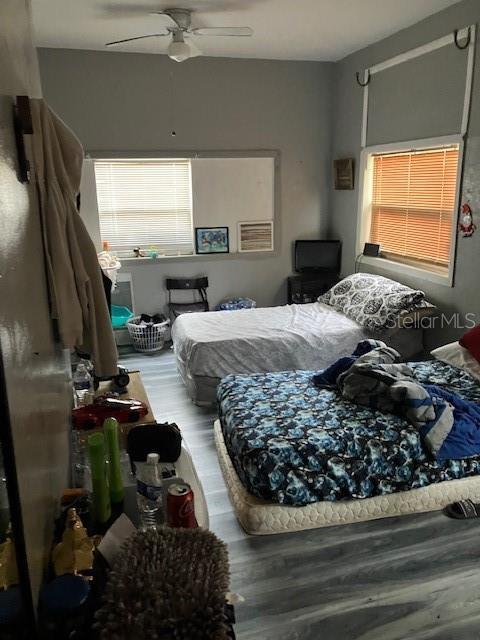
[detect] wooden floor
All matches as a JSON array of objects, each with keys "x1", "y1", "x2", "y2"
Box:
[{"x1": 121, "y1": 348, "x2": 480, "y2": 640}]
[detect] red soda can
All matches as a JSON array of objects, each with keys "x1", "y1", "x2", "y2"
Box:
[{"x1": 167, "y1": 482, "x2": 197, "y2": 528}]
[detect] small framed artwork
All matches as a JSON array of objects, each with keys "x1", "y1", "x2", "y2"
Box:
[
  {"x1": 238, "y1": 221, "x2": 274, "y2": 252},
  {"x1": 334, "y1": 158, "x2": 354, "y2": 190},
  {"x1": 195, "y1": 226, "x2": 229, "y2": 254}
]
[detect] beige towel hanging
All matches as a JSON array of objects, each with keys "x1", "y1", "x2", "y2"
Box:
[{"x1": 30, "y1": 99, "x2": 117, "y2": 377}]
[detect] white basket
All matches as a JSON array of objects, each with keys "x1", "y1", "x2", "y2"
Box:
[{"x1": 126, "y1": 317, "x2": 170, "y2": 354}]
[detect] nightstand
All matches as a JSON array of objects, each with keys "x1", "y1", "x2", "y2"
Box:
[{"x1": 287, "y1": 272, "x2": 338, "y2": 304}]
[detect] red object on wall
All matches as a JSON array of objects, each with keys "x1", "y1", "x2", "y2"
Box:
[{"x1": 458, "y1": 203, "x2": 476, "y2": 237}]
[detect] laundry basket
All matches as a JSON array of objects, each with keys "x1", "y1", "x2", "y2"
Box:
[{"x1": 126, "y1": 317, "x2": 170, "y2": 354}]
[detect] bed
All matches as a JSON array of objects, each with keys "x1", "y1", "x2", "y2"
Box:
[
  {"x1": 215, "y1": 360, "x2": 480, "y2": 535},
  {"x1": 172, "y1": 273, "x2": 436, "y2": 405},
  {"x1": 172, "y1": 301, "x2": 424, "y2": 404}
]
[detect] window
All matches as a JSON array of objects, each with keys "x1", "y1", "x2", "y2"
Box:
[
  {"x1": 94, "y1": 159, "x2": 193, "y2": 255},
  {"x1": 358, "y1": 139, "x2": 462, "y2": 282}
]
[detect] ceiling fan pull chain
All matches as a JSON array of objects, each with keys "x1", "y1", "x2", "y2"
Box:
[{"x1": 169, "y1": 71, "x2": 176, "y2": 137}]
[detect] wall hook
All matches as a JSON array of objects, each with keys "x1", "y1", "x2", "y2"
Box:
[
  {"x1": 454, "y1": 27, "x2": 471, "y2": 50},
  {"x1": 356, "y1": 70, "x2": 371, "y2": 87},
  {"x1": 13, "y1": 96, "x2": 33, "y2": 184}
]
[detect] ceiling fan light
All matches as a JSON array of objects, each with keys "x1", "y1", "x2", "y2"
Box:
[{"x1": 168, "y1": 39, "x2": 191, "y2": 62}]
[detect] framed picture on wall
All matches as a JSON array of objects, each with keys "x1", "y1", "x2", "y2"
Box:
[
  {"x1": 238, "y1": 221, "x2": 274, "y2": 252},
  {"x1": 195, "y1": 226, "x2": 230, "y2": 254},
  {"x1": 334, "y1": 158, "x2": 354, "y2": 190}
]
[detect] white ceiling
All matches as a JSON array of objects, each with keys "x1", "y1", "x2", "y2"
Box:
[{"x1": 32, "y1": 0, "x2": 460, "y2": 62}]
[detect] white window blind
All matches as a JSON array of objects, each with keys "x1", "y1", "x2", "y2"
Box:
[{"x1": 94, "y1": 159, "x2": 194, "y2": 254}]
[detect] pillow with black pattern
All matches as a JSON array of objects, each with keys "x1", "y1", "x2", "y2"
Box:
[{"x1": 319, "y1": 273, "x2": 426, "y2": 332}]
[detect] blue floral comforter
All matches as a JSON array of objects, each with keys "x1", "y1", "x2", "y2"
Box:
[{"x1": 217, "y1": 361, "x2": 480, "y2": 506}]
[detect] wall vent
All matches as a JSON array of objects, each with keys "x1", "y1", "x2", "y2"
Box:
[{"x1": 238, "y1": 221, "x2": 274, "y2": 252}]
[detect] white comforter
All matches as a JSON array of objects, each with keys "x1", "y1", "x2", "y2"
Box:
[{"x1": 172, "y1": 302, "x2": 370, "y2": 379}]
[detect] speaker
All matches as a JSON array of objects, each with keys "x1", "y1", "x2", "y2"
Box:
[{"x1": 363, "y1": 243, "x2": 381, "y2": 257}]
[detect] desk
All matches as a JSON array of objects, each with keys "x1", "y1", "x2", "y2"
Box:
[
  {"x1": 95, "y1": 370, "x2": 156, "y2": 426},
  {"x1": 83, "y1": 371, "x2": 209, "y2": 528},
  {"x1": 77, "y1": 371, "x2": 155, "y2": 447},
  {"x1": 287, "y1": 271, "x2": 338, "y2": 304}
]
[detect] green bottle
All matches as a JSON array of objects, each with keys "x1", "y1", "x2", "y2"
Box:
[
  {"x1": 87, "y1": 432, "x2": 111, "y2": 525},
  {"x1": 103, "y1": 417, "x2": 124, "y2": 504}
]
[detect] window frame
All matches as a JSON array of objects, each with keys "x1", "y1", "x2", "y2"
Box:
[{"x1": 356, "y1": 134, "x2": 464, "y2": 287}]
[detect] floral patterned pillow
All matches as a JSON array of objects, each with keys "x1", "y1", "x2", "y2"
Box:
[{"x1": 319, "y1": 273, "x2": 426, "y2": 332}]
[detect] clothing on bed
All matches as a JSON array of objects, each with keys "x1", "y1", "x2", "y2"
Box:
[
  {"x1": 218, "y1": 361, "x2": 480, "y2": 507},
  {"x1": 422, "y1": 385, "x2": 480, "y2": 461},
  {"x1": 312, "y1": 339, "x2": 397, "y2": 387},
  {"x1": 318, "y1": 340, "x2": 480, "y2": 462}
]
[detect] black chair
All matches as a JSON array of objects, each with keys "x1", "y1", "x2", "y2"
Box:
[{"x1": 166, "y1": 276, "x2": 209, "y2": 320}]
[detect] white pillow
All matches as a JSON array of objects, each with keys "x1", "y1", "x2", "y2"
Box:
[{"x1": 431, "y1": 341, "x2": 480, "y2": 381}]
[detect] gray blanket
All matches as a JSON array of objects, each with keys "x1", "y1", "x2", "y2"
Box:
[{"x1": 335, "y1": 343, "x2": 468, "y2": 460}]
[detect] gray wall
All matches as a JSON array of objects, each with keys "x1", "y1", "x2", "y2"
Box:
[
  {"x1": 38, "y1": 49, "x2": 334, "y2": 312},
  {"x1": 330, "y1": 0, "x2": 480, "y2": 347}
]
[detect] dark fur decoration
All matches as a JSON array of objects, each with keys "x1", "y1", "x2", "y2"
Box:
[{"x1": 94, "y1": 526, "x2": 230, "y2": 639}]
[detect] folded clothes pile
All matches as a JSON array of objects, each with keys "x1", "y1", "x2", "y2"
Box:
[{"x1": 138, "y1": 313, "x2": 167, "y2": 327}]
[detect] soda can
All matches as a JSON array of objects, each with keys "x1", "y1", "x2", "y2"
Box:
[{"x1": 166, "y1": 482, "x2": 197, "y2": 528}]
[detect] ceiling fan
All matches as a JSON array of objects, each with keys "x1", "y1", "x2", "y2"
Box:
[{"x1": 105, "y1": 7, "x2": 253, "y2": 62}]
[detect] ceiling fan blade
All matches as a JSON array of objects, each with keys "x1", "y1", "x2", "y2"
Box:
[
  {"x1": 105, "y1": 33, "x2": 170, "y2": 46},
  {"x1": 101, "y1": 3, "x2": 162, "y2": 18},
  {"x1": 191, "y1": 27, "x2": 253, "y2": 37}
]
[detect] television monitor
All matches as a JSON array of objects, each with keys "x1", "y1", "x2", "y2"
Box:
[{"x1": 294, "y1": 240, "x2": 341, "y2": 273}]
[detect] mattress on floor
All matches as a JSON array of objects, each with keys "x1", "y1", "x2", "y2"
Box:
[
  {"x1": 214, "y1": 420, "x2": 480, "y2": 535},
  {"x1": 217, "y1": 361, "x2": 480, "y2": 507},
  {"x1": 172, "y1": 301, "x2": 424, "y2": 404}
]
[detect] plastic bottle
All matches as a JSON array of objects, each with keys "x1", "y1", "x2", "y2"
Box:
[
  {"x1": 136, "y1": 453, "x2": 163, "y2": 530},
  {"x1": 73, "y1": 363, "x2": 92, "y2": 405},
  {"x1": 71, "y1": 429, "x2": 91, "y2": 492},
  {"x1": 120, "y1": 450, "x2": 136, "y2": 487}
]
